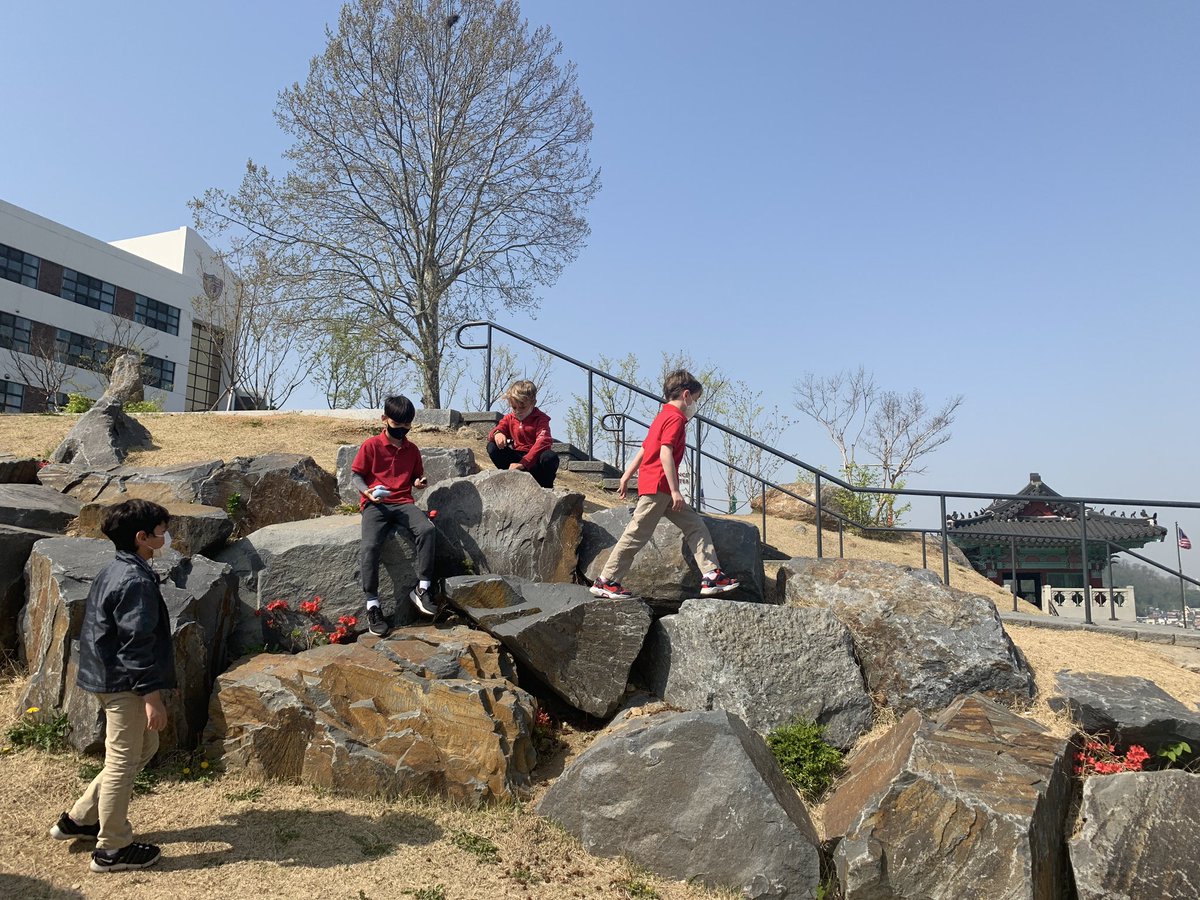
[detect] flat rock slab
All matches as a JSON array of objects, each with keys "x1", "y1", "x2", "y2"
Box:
[
  {"x1": 421, "y1": 469, "x2": 583, "y2": 583},
  {"x1": 37, "y1": 460, "x2": 225, "y2": 504},
  {"x1": 202, "y1": 626, "x2": 536, "y2": 805},
  {"x1": 825, "y1": 694, "x2": 1073, "y2": 900},
  {"x1": 444, "y1": 575, "x2": 652, "y2": 717},
  {"x1": 640, "y1": 599, "x2": 873, "y2": 747},
  {"x1": 0, "y1": 484, "x2": 83, "y2": 533},
  {"x1": 1048, "y1": 670, "x2": 1200, "y2": 750},
  {"x1": 539, "y1": 708, "x2": 821, "y2": 899},
  {"x1": 74, "y1": 500, "x2": 233, "y2": 559},
  {"x1": 777, "y1": 557, "x2": 1034, "y2": 714},
  {"x1": 1069, "y1": 770, "x2": 1200, "y2": 900},
  {"x1": 216, "y1": 514, "x2": 421, "y2": 656},
  {"x1": 579, "y1": 505, "x2": 765, "y2": 605},
  {"x1": 0, "y1": 523, "x2": 57, "y2": 654}
]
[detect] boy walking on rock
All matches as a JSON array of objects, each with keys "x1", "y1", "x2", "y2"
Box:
[
  {"x1": 351, "y1": 395, "x2": 437, "y2": 635},
  {"x1": 591, "y1": 369, "x2": 739, "y2": 600}
]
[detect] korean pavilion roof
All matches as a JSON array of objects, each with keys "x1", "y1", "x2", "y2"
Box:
[{"x1": 946, "y1": 473, "x2": 1167, "y2": 548}]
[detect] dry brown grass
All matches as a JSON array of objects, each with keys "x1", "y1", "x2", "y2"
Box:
[{"x1": 3, "y1": 412, "x2": 1198, "y2": 897}]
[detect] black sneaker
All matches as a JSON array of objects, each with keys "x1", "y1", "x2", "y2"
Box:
[
  {"x1": 366, "y1": 605, "x2": 390, "y2": 637},
  {"x1": 700, "y1": 569, "x2": 740, "y2": 596},
  {"x1": 590, "y1": 578, "x2": 635, "y2": 600},
  {"x1": 409, "y1": 586, "x2": 437, "y2": 617},
  {"x1": 90, "y1": 842, "x2": 162, "y2": 873},
  {"x1": 50, "y1": 812, "x2": 99, "y2": 841}
]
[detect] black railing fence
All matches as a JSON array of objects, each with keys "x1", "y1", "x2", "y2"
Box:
[{"x1": 456, "y1": 321, "x2": 1200, "y2": 626}]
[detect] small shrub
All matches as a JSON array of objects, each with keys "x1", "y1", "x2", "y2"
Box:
[
  {"x1": 63, "y1": 393, "x2": 94, "y2": 414},
  {"x1": 452, "y1": 828, "x2": 499, "y2": 864},
  {"x1": 618, "y1": 876, "x2": 660, "y2": 899},
  {"x1": 6, "y1": 706, "x2": 70, "y2": 753},
  {"x1": 225, "y1": 492, "x2": 245, "y2": 520},
  {"x1": 1074, "y1": 738, "x2": 1150, "y2": 776},
  {"x1": 125, "y1": 398, "x2": 164, "y2": 413},
  {"x1": 337, "y1": 502, "x2": 360, "y2": 515},
  {"x1": 766, "y1": 719, "x2": 845, "y2": 802}
]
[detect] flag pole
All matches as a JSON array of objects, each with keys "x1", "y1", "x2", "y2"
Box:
[{"x1": 1177, "y1": 521, "x2": 1188, "y2": 628}]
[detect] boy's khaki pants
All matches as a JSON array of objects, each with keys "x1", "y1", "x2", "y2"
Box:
[
  {"x1": 600, "y1": 493, "x2": 719, "y2": 583},
  {"x1": 70, "y1": 691, "x2": 158, "y2": 851}
]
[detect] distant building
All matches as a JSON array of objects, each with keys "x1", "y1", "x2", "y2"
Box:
[
  {"x1": 0, "y1": 198, "x2": 229, "y2": 412},
  {"x1": 947, "y1": 472, "x2": 1166, "y2": 606}
]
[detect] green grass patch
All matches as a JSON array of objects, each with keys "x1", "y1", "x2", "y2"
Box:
[{"x1": 452, "y1": 828, "x2": 500, "y2": 864}]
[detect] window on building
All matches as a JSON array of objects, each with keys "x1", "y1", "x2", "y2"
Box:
[
  {"x1": 186, "y1": 322, "x2": 223, "y2": 410},
  {"x1": 142, "y1": 355, "x2": 175, "y2": 392},
  {"x1": 55, "y1": 329, "x2": 110, "y2": 371},
  {"x1": 134, "y1": 294, "x2": 180, "y2": 336},
  {"x1": 60, "y1": 269, "x2": 115, "y2": 312},
  {"x1": 0, "y1": 312, "x2": 32, "y2": 353},
  {"x1": 0, "y1": 243, "x2": 40, "y2": 288},
  {"x1": 0, "y1": 379, "x2": 23, "y2": 413}
]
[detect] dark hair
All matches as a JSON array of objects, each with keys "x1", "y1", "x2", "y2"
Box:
[
  {"x1": 100, "y1": 499, "x2": 171, "y2": 553},
  {"x1": 663, "y1": 369, "x2": 702, "y2": 401},
  {"x1": 383, "y1": 395, "x2": 415, "y2": 424}
]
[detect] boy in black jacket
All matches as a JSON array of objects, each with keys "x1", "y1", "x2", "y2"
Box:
[{"x1": 50, "y1": 499, "x2": 176, "y2": 873}]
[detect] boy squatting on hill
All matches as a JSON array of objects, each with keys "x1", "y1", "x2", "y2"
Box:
[
  {"x1": 591, "y1": 369, "x2": 740, "y2": 600},
  {"x1": 487, "y1": 379, "x2": 560, "y2": 489},
  {"x1": 50, "y1": 499, "x2": 176, "y2": 873},
  {"x1": 350, "y1": 394, "x2": 438, "y2": 637}
]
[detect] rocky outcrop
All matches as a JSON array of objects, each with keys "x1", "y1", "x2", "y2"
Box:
[
  {"x1": 579, "y1": 506, "x2": 765, "y2": 606},
  {"x1": 0, "y1": 523, "x2": 56, "y2": 655},
  {"x1": 1069, "y1": 770, "x2": 1200, "y2": 900},
  {"x1": 216, "y1": 515, "x2": 422, "y2": 656},
  {"x1": 105, "y1": 353, "x2": 144, "y2": 404},
  {"x1": 17, "y1": 538, "x2": 236, "y2": 754},
  {"x1": 539, "y1": 708, "x2": 822, "y2": 899},
  {"x1": 640, "y1": 599, "x2": 872, "y2": 747},
  {"x1": 422, "y1": 470, "x2": 583, "y2": 582},
  {"x1": 37, "y1": 460, "x2": 224, "y2": 504},
  {"x1": 1048, "y1": 670, "x2": 1200, "y2": 750},
  {"x1": 202, "y1": 626, "x2": 536, "y2": 805},
  {"x1": 0, "y1": 484, "x2": 82, "y2": 533},
  {"x1": 193, "y1": 453, "x2": 339, "y2": 533},
  {"x1": 443, "y1": 575, "x2": 652, "y2": 717},
  {"x1": 337, "y1": 444, "x2": 478, "y2": 504},
  {"x1": 777, "y1": 558, "x2": 1034, "y2": 713},
  {"x1": 74, "y1": 500, "x2": 233, "y2": 559},
  {"x1": 49, "y1": 397, "x2": 154, "y2": 469},
  {"x1": 825, "y1": 695, "x2": 1072, "y2": 900}
]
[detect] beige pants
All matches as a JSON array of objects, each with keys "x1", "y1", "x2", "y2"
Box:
[
  {"x1": 601, "y1": 493, "x2": 719, "y2": 583},
  {"x1": 70, "y1": 691, "x2": 158, "y2": 850}
]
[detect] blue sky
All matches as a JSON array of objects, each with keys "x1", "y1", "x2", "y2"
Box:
[{"x1": 4, "y1": 1, "x2": 1198, "y2": 567}]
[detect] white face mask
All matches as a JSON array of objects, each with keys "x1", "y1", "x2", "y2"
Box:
[
  {"x1": 155, "y1": 530, "x2": 173, "y2": 556},
  {"x1": 683, "y1": 399, "x2": 699, "y2": 421}
]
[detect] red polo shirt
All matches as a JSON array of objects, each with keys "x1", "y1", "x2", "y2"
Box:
[
  {"x1": 351, "y1": 432, "x2": 424, "y2": 508},
  {"x1": 638, "y1": 403, "x2": 687, "y2": 496},
  {"x1": 489, "y1": 407, "x2": 554, "y2": 469}
]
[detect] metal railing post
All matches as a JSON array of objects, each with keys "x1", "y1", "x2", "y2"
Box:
[
  {"x1": 1081, "y1": 502, "x2": 1093, "y2": 625},
  {"x1": 761, "y1": 481, "x2": 767, "y2": 544},
  {"x1": 839, "y1": 519, "x2": 845, "y2": 558},
  {"x1": 922, "y1": 532, "x2": 928, "y2": 570},
  {"x1": 940, "y1": 495, "x2": 950, "y2": 586},
  {"x1": 586, "y1": 371, "x2": 594, "y2": 459},
  {"x1": 815, "y1": 473, "x2": 824, "y2": 559},
  {"x1": 1010, "y1": 536, "x2": 1018, "y2": 613},
  {"x1": 1107, "y1": 550, "x2": 1117, "y2": 621},
  {"x1": 693, "y1": 418, "x2": 703, "y2": 509},
  {"x1": 484, "y1": 324, "x2": 493, "y2": 409}
]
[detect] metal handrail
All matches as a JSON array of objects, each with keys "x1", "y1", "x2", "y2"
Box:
[{"x1": 456, "y1": 320, "x2": 1200, "y2": 627}]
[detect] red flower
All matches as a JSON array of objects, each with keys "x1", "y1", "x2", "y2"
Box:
[
  {"x1": 266, "y1": 599, "x2": 289, "y2": 612},
  {"x1": 299, "y1": 599, "x2": 321, "y2": 616},
  {"x1": 338, "y1": 615, "x2": 358, "y2": 628},
  {"x1": 310, "y1": 623, "x2": 326, "y2": 633}
]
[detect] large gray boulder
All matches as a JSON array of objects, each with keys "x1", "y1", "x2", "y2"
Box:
[
  {"x1": 0, "y1": 484, "x2": 82, "y2": 533},
  {"x1": 0, "y1": 523, "x2": 57, "y2": 655},
  {"x1": 825, "y1": 694, "x2": 1073, "y2": 900},
  {"x1": 336, "y1": 444, "x2": 478, "y2": 505},
  {"x1": 49, "y1": 396, "x2": 154, "y2": 469},
  {"x1": 37, "y1": 459, "x2": 224, "y2": 504},
  {"x1": 443, "y1": 575, "x2": 652, "y2": 717},
  {"x1": 640, "y1": 599, "x2": 872, "y2": 747},
  {"x1": 105, "y1": 353, "x2": 144, "y2": 404},
  {"x1": 579, "y1": 505, "x2": 765, "y2": 606},
  {"x1": 1069, "y1": 770, "x2": 1200, "y2": 900},
  {"x1": 17, "y1": 538, "x2": 236, "y2": 754},
  {"x1": 421, "y1": 469, "x2": 583, "y2": 582},
  {"x1": 216, "y1": 514, "x2": 421, "y2": 656},
  {"x1": 202, "y1": 625, "x2": 536, "y2": 805},
  {"x1": 777, "y1": 558, "x2": 1034, "y2": 714},
  {"x1": 539, "y1": 708, "x2": 822, "y2": 898},
  {"x1": 194, "y1": 453, "x2": 339, "y2": 534},
  {"x1": 1048, "y1": 670, "x2": 1200, "y2": 750}
]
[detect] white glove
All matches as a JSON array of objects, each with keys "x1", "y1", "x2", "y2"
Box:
[{"x1": 370, "y1": 486, "x2": 392, "y2": 500}]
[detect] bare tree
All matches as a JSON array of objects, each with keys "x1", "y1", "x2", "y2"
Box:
[
  {"x1": 91, "y1": 317, "x2": 160, "y2": 391},
  {"x1": 792, "y1": 367, "x2": 877, "y2": 471},
  {"x1": 4, "y1": 334, "x2": 75, "y2": 411},
  {"x1": 866, "y1": 388, "x2": 964, "y2": 495},
  {"x1": 473, "y1": 344, "x2": 559, "y2": 411},
  {"x1": 714, "y1": 381, "x2": 789, "y2": 513},
  {"x1": 565, "y1": 353, "x2": 644, "y2": 466},
  {"x1": 192, "y1": 0, "x2": 600, "y2": 408}
]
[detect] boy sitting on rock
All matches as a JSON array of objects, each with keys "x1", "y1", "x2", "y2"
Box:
[
  {"x1": 487, "y1": 379, "x2": 560, "y2": 489},
  {"x1": 51, "y1": 498, "x2": 175, "y2": 873},
  {"x1": 350, "y1": 394, "x2": 436, "y2": 635}
]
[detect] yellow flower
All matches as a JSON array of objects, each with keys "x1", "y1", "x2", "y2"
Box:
[
  {"x1": 25, "y1": 707, "x2": 39, "y2": 714},
  {"x1": 182, "y1": 767, "x2": 192, "y2": 775},
  {"x1": 199, "y1": 761, "x2": 210, "y2": 769}
]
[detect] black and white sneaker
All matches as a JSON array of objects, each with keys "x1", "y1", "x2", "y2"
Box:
[
  {"x1": 90, "y1": 842, "x2": 162, "y2": 873},
  {"x1": 50, "y1": 812, "x2": 99, "y2": 841},
  {"x1": 366, "y1": 605, "x2": 390, "y2": 637},
  {"x1": 409, "y1": 586, "x2": 437, "y2": 617}
]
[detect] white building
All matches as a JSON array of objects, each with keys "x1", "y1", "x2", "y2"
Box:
[{"x1": 0, "y1": 198, "x2": 227, "y2": 412}]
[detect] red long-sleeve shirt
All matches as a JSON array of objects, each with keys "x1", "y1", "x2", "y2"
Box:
[{"x1": 489, "y1": 407, "x2": 554, "y2": 469}]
